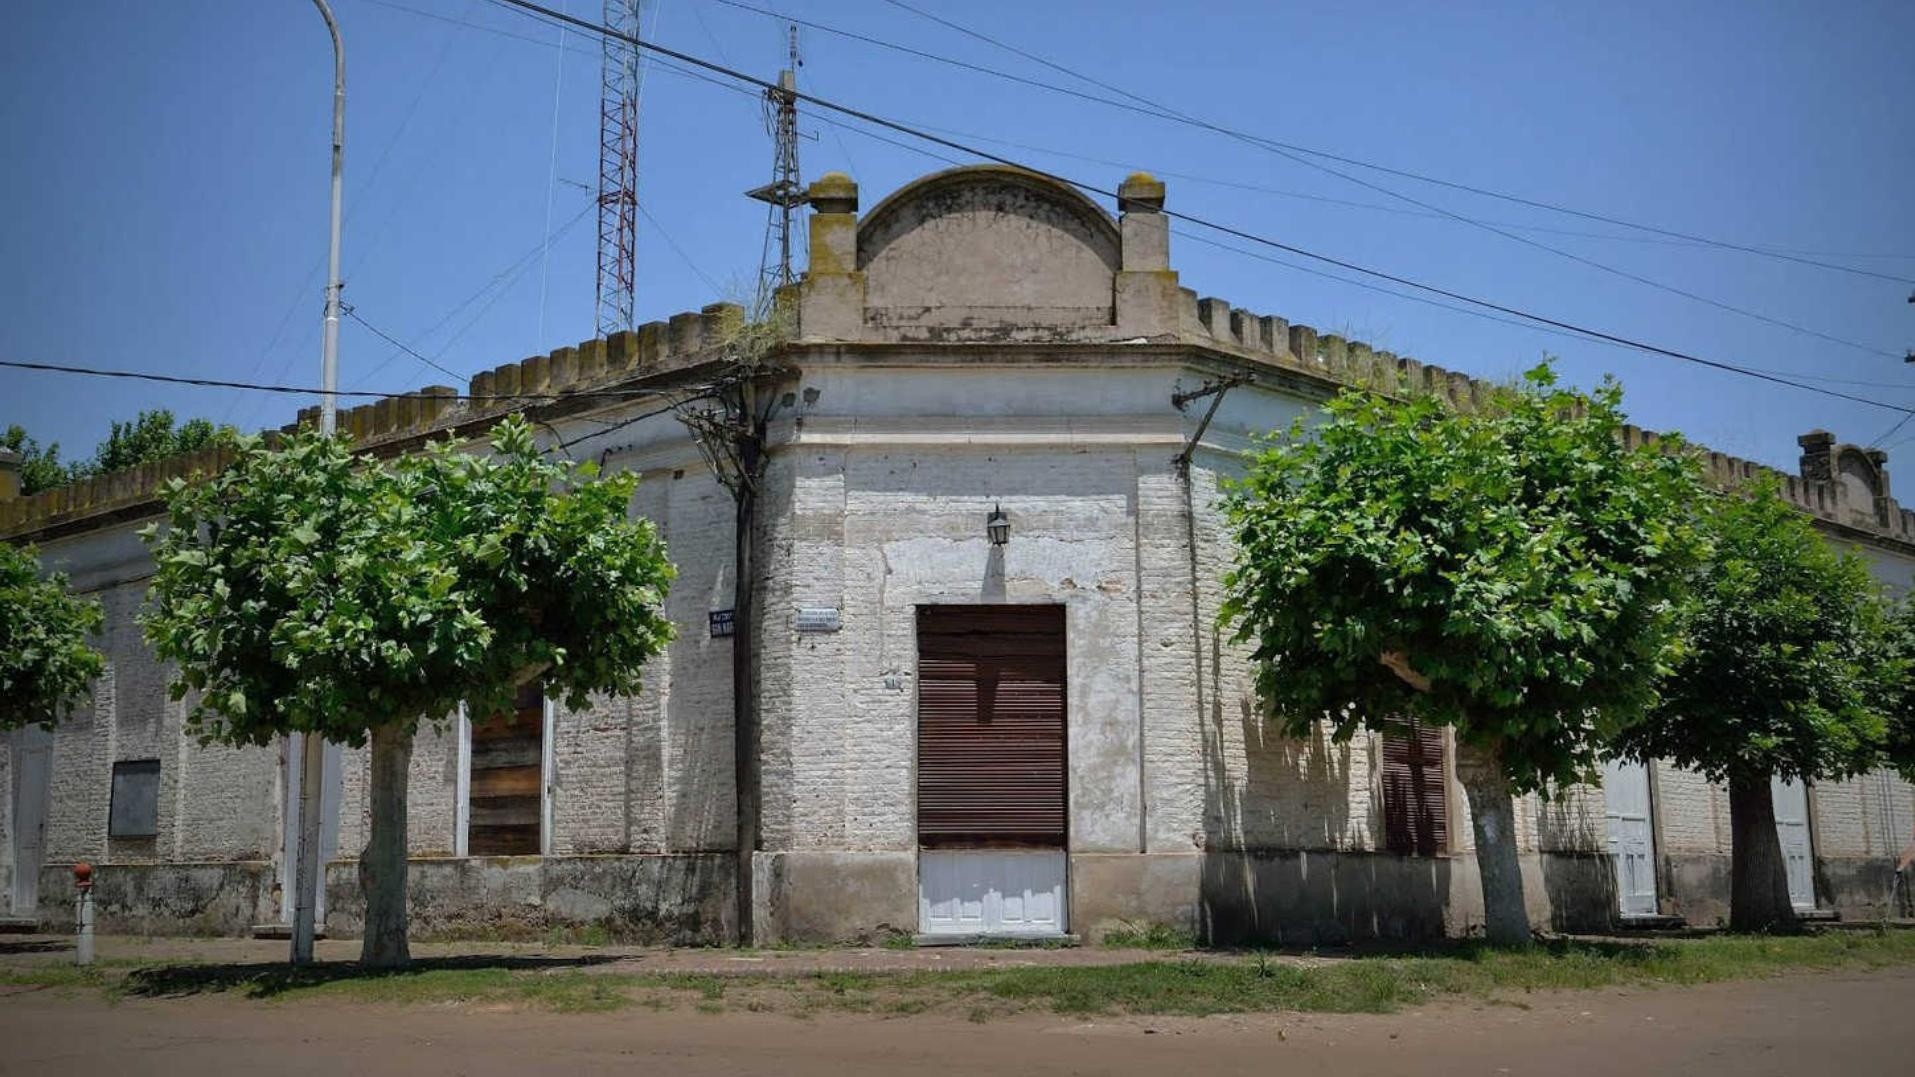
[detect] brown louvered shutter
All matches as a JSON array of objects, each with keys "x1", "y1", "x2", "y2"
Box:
[
  {"x1": 1382, "y1": 719, "x2": 1448, "y2": 856},
  {"x1": 917, "y1": 606, "x2": 1067, "y2": 849},
  {"x1": 468, "y1": 680, "x2": 545, "y2": 855}
]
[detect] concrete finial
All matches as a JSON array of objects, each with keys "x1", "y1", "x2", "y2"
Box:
[
  {"x1": 1118, "y1": 171, "x2": 1166, "y2": 213},
  {"x1": 0, "y1": 448, "x2": 21, "y2": 502},
  {"x1": 808, "y1": 171, "x2": 859, "y2": 214}
]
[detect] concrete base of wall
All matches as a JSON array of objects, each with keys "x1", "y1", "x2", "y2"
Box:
[
  {"x1": 752, "y1": 851, "x2": 918, "y2": 944},
  {"x1": 1201, "y1": 849, "x2": 1618, "y2": 946},
  {"x1": 749, "y1": 848, "x2": 1620, "y2": 946},
  {"x1": 322, "y1": 853, "x2": 734, "y2": 944},
  {"x1": 1665, "y1": 852, "x2": 1912, "y2": 926},
  {"x1": 27, "y1": 861, "x2": 274, "y2": 936}
]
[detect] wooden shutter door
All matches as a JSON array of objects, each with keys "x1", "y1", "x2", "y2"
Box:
[
  {"x1": 916, "y1": 606, "x2": 1067, "y2": 849},
  {"x1": 1382, "y1": 719, "x2": 1448, "y2": 856},
  {"x1": 468, "y1": 681, "x2": 545, "y2": 855}
]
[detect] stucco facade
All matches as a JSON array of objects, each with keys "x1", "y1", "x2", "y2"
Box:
[{"x1": 3, "y1": 165, "x2": 1911, "y2": 943}]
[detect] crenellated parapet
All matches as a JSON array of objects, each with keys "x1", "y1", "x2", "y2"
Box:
[
  {"x1": 7, "y1": 163, "x2": 1909, "y2": 555},
  {"x1": 0, "y1": 300, "x2": 749, "y2": 540}
]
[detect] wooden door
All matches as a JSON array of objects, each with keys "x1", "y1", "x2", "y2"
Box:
[
  {"x1": 278, "y1": 735, "x2": 342, "y2": 923},
  {"x1": 916, "y1": 606, "x2": 1068, "y2": 936},
  {"x1": 1602, "y1": 757, "x2": 1658, "y2": 917},
  {"x1": 10, "y1": 727, "x2": 52, "y2": 914},
  {"x1": 1771, "y1": 775, "x2": 1815, "y2": 910}
]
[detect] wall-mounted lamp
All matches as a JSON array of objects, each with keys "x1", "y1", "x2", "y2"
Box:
[{"x1": 986, "y1": 503, "x2": 1010, "y2": 546}]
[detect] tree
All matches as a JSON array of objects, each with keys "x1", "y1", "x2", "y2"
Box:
[
  {"x1": 89, "y1": 410, "x2": 235, "y2": 476},
  {"x1": 1222, "y1": 365, "x2": 1707, "y2": 945},
  {"x1": 1885, "y1": 600, "x2": 1915, "y2": 782},
  {"x1": 1616, "y1": 477, "x2": 1899, "y2": 931},
  {"x1": 140, "y1": 417, "x2": 676, "y2": 967},
  {"x1": 4, "y1": 411, "x2": 237, "y2": 496},
  {"x1": 0, "y1": 541, "x2": 105, "y2": 732}
]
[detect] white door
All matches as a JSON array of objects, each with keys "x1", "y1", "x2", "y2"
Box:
[
  {"x1": 1771, "y1": 775, "x2": 1815, "y2": 910},
  {"x1": 1602, "y1": 757, "x2": 1658, "y2": 917},
  {"x1": 279, "y1": 735, "x2": 343, "y2": 923},
  {"x1": 919, "y1": 850, "x2": 1066, "y2": 936},
  {"x1": 10, "y1": 727, "x2": 53, "y2": 914}
]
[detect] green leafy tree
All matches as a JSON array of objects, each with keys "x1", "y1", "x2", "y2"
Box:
[
  {"x1": 1617, "y1": 478, "x2": 1899, "y2": 931},
  {"x1": 140, "y1": 417, "x2": 676, "y2": 967},
  {"x1": 88, "y1": 410, "x2": 235, "y2": 476},
  {"x1": 2, "y1": 426, "x2": 73, "y2": 496},
  {"x1": 5, "y1": 412, "x2": 237, "y2": 495},
  {"x1": 1222, "y1": 365, "x2": 1707, "y2": 945},
  {"x1": 0, "y1": 541, "x2": 105, "y2": 731},
  {"x1": 1886, "y1": 601, "x2": 1915, "y2": 782}
]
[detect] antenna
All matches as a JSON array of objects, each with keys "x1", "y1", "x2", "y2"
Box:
[
  {"x1": 596, "y1": 0, "x2": 643, "y2": 338},
  {"x1": 746, "y1": 23, "x2": 806, "y2": 315}
]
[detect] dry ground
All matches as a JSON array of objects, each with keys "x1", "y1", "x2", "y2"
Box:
[{"x1": 3, "y1": 965, "x2": 1911, "y2": 1076}]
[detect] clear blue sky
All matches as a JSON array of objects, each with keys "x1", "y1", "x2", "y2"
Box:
[{"x1": 3, "y1": 0, "x2": 1912, "y2": 471}]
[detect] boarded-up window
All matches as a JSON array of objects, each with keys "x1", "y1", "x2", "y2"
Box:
[
  {"x1": 468, "y1": 681, "x2": 545, "y2": 856},
  {"x1": 916, "y1": 606, "x2": 1066, "y2": 849},
  {"x1": 1382, "y1": 720, "x2": 1447, "y2": 856},
  {"x1": 109, "y1": 759, "x2": 161, "y2": 838}
]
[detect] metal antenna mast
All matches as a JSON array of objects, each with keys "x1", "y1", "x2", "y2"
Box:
[
  {"x1": 596, "y1": 0, "x2": 643, "y2": 338},
  {"x1": 746, "y1": 24, "x2": 805, "y2": 313}
]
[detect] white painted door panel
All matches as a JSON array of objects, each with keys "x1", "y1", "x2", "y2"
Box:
[
  {"x1": 279, "y1": 736, "x2": 343, "y2": 923},
  {"x1": 920, "y1": 851, "x2": 1066, "y2": 936},
  {"x1": 1602, "y1": 758, "x2": 1657, "y2": 917},
  {"x1": 1771, "y1": 776, "x2": 1815, "y2": 910},
  {"x1": 10, "y1": 727, "x2": 52, "y2": 913}
]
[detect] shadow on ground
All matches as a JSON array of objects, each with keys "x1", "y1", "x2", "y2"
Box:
[
  {"x1": 0, "y1": 940, "x2": 71, "y2": 956},
  {"x1": 123, "y1": 953, "x2": 625, "y2": 1000}
]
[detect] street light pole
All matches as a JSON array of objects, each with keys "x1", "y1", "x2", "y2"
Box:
[{"x1": 292, "y1": 0, "x2": 346, "y2": 968}]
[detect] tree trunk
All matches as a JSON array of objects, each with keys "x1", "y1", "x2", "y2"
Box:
[
  {"x1": 359, "y1": 723, "x2": 414, "y2": 968},
  {"x1": 1727, "y1": 770, "x2": 1797, "y2": 934},
  {"x1": 1455, "y1": 743, "x2": 1531, "y2": 946}
]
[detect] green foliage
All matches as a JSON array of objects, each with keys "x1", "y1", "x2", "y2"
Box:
[
  {"x1": 139, "y1": 416, "x2": 676, "y2": 748},
  {"x1": 89, "y1": 410, "x2": 236, "y2": 476},
  {"x1": 1884, "y1": 601, "x2": 1915, "y2": 781},
  {"x1": 1617, "y1": 477, "x2": 1898, "y2": 786},
  {"x1": 1221, "y1": 364, "x2": 1708, "y2": 793},
  {"x1": 5, "y1": 411, "x2": 238, "y2": 496},
  {"x1": 0, "y1": 541, "x2": 106, "y2": 730},
  {"x1": 2, "y1": 425, "x2": 73, "y2": 496}
]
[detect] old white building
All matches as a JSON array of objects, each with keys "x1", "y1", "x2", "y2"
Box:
[{"x1": 3, "y1": 165, "x2": 1912, "y2": 943}]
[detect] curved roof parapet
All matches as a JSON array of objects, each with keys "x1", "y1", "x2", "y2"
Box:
[{"x1": 853, "y1": 165, "x2": 1123, "y2": 330}]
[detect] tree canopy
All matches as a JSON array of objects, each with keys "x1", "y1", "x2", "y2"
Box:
[
  {"x1": 1222, "y1": 364, "x2": 1707, "y2": 945},
  {"x1": 0, "y1": 541, "x2": 105, "y2": 732},
  {"x1": 140, "y1": 416, "x2": 678, "y2": 967},
  {"x1": 139, "y1": 416, "x2": 676, "y2": 748},
  {"x1": 5, "y1": 410, "x2": 237, "y2": 496},
  {"x1": 1222, "y1": 365, "x2": 1708, "y2": 792},
  {"x1": 1612, "y1": 477, "x2": 1894, "y2": 787}
]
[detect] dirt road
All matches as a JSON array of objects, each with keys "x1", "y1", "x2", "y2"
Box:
[{"x1": 3, "y1": 966, "x2": 1909, "y2": 1076}]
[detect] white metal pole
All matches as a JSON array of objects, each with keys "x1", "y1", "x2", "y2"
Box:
[{"x1": 294, "y1": 0, "x2": 346, "y2": 968}]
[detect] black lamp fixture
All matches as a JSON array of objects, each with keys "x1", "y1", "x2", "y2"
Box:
[{"x1": 986, "y1": 503, "x2": 1010, "y2": 546}]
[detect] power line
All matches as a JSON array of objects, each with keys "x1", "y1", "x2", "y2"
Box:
[
  {"x1": 802, "y1": 106, "x2": 1915, "y2": 398},
  {"x1": 483, "y1": 0, "x2": 1915, "y2": 417},
  {"x1": 857, "y1": 2, "x2": 1897, "y2": 358},
  {"x1": 871, "y1": 0, "x2": 1915, "y2": 288},
  {"x1": 0, "y1": 357, "x2": 713, "y2": 406}
]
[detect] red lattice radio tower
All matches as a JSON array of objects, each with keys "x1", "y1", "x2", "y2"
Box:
[{"x1": 596, "y1": 0, "x2": 642, "y2": 338}]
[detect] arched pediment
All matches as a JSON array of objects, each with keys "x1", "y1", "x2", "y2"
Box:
[{"x1": 855, "y1": 165, "x2": 1120, "y2": 328}]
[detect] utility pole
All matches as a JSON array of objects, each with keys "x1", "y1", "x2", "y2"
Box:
[
  {"x1": 294, "y1": 0, "x2": 346, "y2": 969},
  {"x1": 746, "y1": 24, "x2": 806, "y2": 315}
]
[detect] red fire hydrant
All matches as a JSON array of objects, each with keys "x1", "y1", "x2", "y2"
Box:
[{"x1": 72, "y1": 862, "x2": 95, "y2": 966}]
